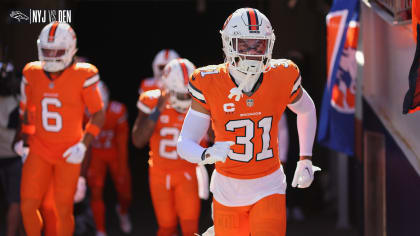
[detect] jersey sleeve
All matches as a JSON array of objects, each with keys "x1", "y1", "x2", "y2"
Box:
[
  {"x1": 274, "y1": 59, "x2": 302, "y2": 103},
  {"x1": 21, "y1": 63, "x2": 37, "y2": 119},
  {"x1": 188, "y1": 70, "x2": 210, "y2": 110},
  {"x1": 81, "y1": 64, "x2": 103, "y2": 114},
  {"x1": 21, "y1": 63, "x2": 35, "y2": 109},
  {"x1": 289, "y1": 75, "x2": 302, "y2": 103},
  {"x1": 137, "y1": 90, "x2": 159, "y2": 114}
]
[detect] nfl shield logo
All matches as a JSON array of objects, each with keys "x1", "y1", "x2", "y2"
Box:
[{"x1": 246, "y1": 99, "x2": 254, "y2": 107}]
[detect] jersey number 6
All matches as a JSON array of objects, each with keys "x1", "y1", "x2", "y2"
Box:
[{"x1": 41, "y1": 97, "x2": 63, "y2": 132}]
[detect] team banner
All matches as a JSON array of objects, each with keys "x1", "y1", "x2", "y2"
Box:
[{"x1": 317, "y1": 0, "x2": 359, "y2": 156}]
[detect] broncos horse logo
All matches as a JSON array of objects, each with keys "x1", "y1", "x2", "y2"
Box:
[
  {"x1": 10, "y1": 11, "x2": 29, "y2": 22},
  {"x1": 329, "y1": 20, "x2": 359, "y2": 114}
]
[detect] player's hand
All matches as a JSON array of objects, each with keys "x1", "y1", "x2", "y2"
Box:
[
  {"x1": 14, "y1": 140, "x2": 30, "y2": 163},
  {"x1": 199, "y1": 141, "x2": 235, "y2": 165},
  {"x1": 63, "y1": 142, "x2": 87, "y2": 164},
  {"x1": 291, "y1": 159, "x2": 321, "y2": 188},
  {"x1": 74, "y1": 176, "x2": 87, "y2": 203}
]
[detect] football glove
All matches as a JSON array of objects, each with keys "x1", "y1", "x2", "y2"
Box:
[
  {"x1": 199, "y1": 141, "x2": 234, "y2": 165},
  {"x1": 14, "y1": 140, "x2": 30, "y2": 163},
  {"x1": 291, "y1": 159, "x2": 321, "y2": 188},
  {"x1": 63, "y1": 142, "x2": 87, "y2": 164},
  {"x1": 74, "y1": 176, "x2": 87, "y2": 203}
]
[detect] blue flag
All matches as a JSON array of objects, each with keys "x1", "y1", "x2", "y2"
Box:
[{"x1": 317, "y1": 0, "x2": 359, "y2": 156}]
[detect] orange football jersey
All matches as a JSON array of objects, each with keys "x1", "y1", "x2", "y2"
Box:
[
  {"x1": 138, "y1": 77, "x2": 161, "y2": 94},
  {"x1": 21, "y1": 61, "x2": 103, "y2": 161},
  {"x1": 90, "y1": 101, "x2": 128, "y2": 160},
  {"x1": 188, "y1": 60, "x2": 301, "y2": 179},
  {"x1": 137, "y1": 89, "x2": 197, "y2": 172}
]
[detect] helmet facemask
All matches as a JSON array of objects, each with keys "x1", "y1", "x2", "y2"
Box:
[
  {"x1": 168, "y1": 91, "x2": 191, "y2": 113},
  {"x1": 222, "y1": 35, "x2": 274, "y2": 77}
]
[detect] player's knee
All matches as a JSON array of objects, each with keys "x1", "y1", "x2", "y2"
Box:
[
  {"x1": 157, "y1": 226, "x2": 178, "y2": 236},
  {"x1": 20, "y1": 198, "x2": 41, "y2": 216}
]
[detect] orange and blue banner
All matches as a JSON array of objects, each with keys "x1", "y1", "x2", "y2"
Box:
[{"x1": 317, "y1": 0, "x2": 359, "y2": 156}]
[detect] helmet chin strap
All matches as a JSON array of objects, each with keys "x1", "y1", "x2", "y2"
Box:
[{"x1": 228, "y1": 66, "x2": 260, "y2": 101}]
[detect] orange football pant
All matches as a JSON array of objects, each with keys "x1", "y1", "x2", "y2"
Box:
[
  {"x1": 149, "y1": 166, "x2": 200, "y2": 236},
  {"x1": 20, "y1": 152, "x2": 80, "y2": 236},
  {"x1": 41, "y1": 183, "x2": 57, "y2": 236},
  {"x1": 87, "y1": 155, "x2": 132, "y2": 232},
  {"x1": 213, "y1": 194, "x2": 286, "y2": 236}
]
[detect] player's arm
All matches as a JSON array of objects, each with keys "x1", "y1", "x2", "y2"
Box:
[
  {"x1": 12, "y1": 75, "x2": 33, "y2": 161},
  {"x1": 64, "y1": 80, "x2": 105, "y2": 164},
  {"x1": 176, "y1": 99, "x2": 210, "y2": 163},
  {"x1": 287, "y1": 88, "x2": 316, "y2": 161},
  {"x1": 132, "y1": 91, "x2": 169, "y2": 148},
  {"x1": 83, "y1": 110, "x2": 106, "y2": 146},
  {"x1": 82, "y1": 109, "x2": 105, "y2": 148},
  {"x1": 287, "y1": 87, "x2": 321, "y2": 188},
  {"x1": 177, "y1": 98, "x2": 234, "y2": 165}
]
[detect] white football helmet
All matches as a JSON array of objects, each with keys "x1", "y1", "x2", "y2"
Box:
[
  {"x1": 220, "y1": 8, "x2": 275, "y2": 76},
  {"x1": 152, "y1": 49, "x2": 180, "y2": 80},
  {"x1": 161, "y1": 58, "x2": 195, "y2": 113},
  {"x1": 37, "y1": 22, "x2": 77, "y2": 72},
  {"x1": 97, "y1": 81, "x2": 109, "y2": 109}
]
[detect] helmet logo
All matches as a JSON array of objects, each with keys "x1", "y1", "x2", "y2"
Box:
[
  {"x1": 48, "y1": 22, "x2": 59, "y2": 42},
  {"x1": 178, "y1": 59, "x2": 190, "y2": 85},
  {"x1": 246, "y1": 8, "x2": 260, "y2": 33}
]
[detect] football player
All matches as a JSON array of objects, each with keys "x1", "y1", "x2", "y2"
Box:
[
  {"x1": 132, "y1": 58, "x2": 201, "y2": 236},
  {"x1": 138, "y1": 49, "x2": 180, "y2": 94},
  {"x1": 177, "y1": 8, "x2": 320, "y2": 236},
  {"x1": 18, "y1": 21, "x2": 105, "y2": 236},
  {"x1": 87, "y1": 81, "x2": 132, "y2": 236}
]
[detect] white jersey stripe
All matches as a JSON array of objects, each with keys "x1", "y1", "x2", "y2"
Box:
[
  {"x1": 291, "y1": 76, "x2": 301, "y2": 94},
  {"x1": 188, "y1": 83, "x2": 206, "y2": 102},
  {"x1": 83, "y1": 74, "x2": 100, "y2": 88}
]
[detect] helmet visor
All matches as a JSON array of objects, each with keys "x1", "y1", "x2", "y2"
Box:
[
  {"x1": 235, "y1": 39, "x2": 268, "y2": 56},
  {"x1": 41, "y1": 48, "x2": 66, "y2": 57}
]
